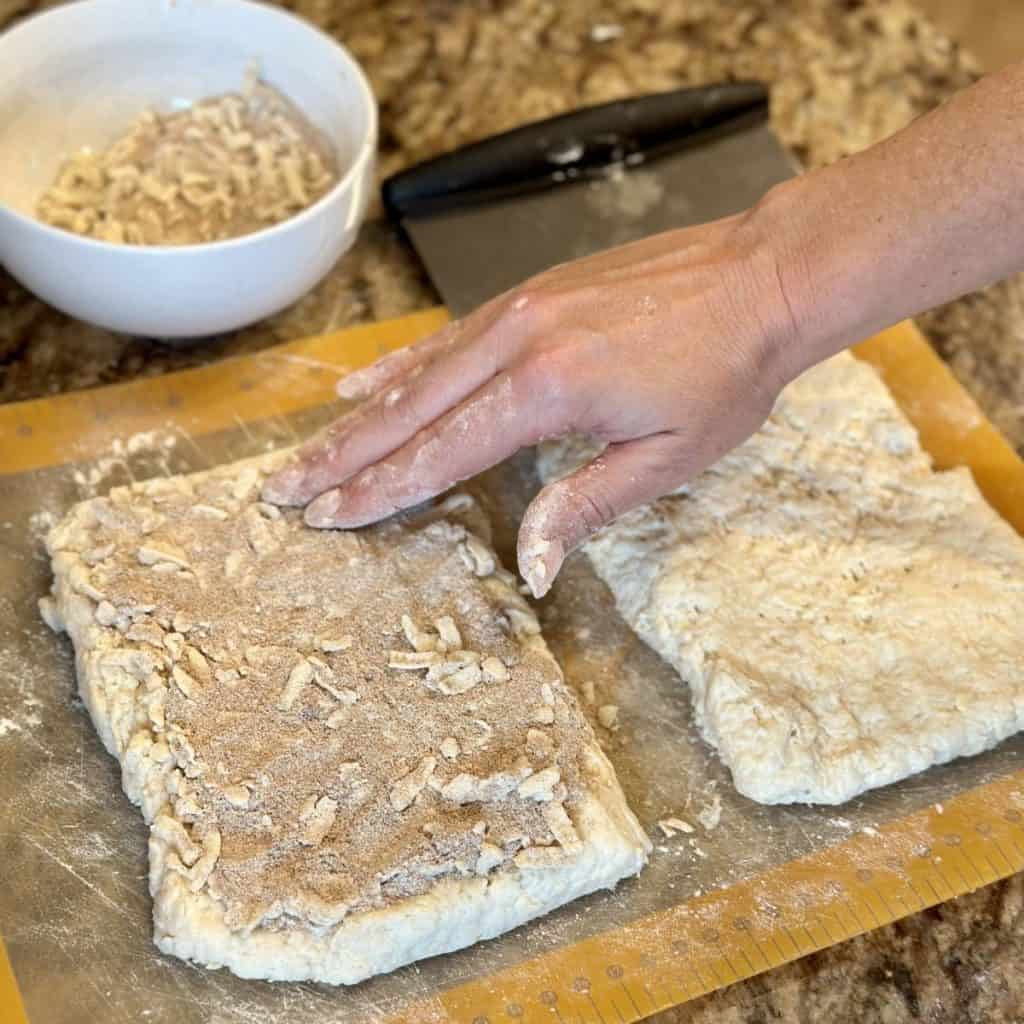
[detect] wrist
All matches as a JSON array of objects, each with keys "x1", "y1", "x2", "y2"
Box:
[{"x1": 739, "y1": 167, "x2": 892, "y2": 384}]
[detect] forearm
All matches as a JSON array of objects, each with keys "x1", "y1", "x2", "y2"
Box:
[{"x1": 760, "y1": 59, "x2": 1024, "y2": 377}]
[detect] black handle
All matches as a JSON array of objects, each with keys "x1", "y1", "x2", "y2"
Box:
[{"x1": 382, "y1": 81, "x2": 769, "y2": 219}]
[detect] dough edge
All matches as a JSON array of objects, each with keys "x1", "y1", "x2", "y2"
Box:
[{"x1": 149, "y1": 743, "x2": 646, "y2": 984}]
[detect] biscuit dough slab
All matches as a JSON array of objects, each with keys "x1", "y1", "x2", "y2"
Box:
[
  {"x1": 539, "y1": 353, "x2": 1024, "y2": 805},
  {"x1": 42, "y1": 450, "x2": 648, "y2": 985}
]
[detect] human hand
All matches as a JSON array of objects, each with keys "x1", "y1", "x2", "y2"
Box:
[
  {"x1": 262, "y1": 199, "x2": 804, "y2": 597},
  {"x1": 265, "y1": 58, "x2": 1024, "y2": 596}
]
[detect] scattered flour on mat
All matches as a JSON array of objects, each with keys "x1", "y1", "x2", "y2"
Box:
[
  {"x1": 697, "y1": 791, "x2": 723, "y2": 832},
  {"x1": 71, "y1": 430, "x2": 179, "y2": 496},
  {"x1": 0, "y1": 644, "x2": 48, "y2": 738}
]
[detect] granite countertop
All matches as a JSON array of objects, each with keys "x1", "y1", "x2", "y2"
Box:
[{"x1": 2, "y1": 1, "x2": 1024, "y2": 1021}]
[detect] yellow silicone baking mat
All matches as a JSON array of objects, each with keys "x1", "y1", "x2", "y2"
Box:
[{"x1": 1, "y1": 312, "x2": 1021, "y2": 1024}]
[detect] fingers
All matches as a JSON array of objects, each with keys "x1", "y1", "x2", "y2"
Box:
[
  {"x1": 263, "y1": 350, "x2": 493, "y2": 507},
  {"x1": 303, "y1": 370, "x2": 570, "y2": 529},
  {"x1": 518, "y1": 433, "x2": 689, "y2": 598},
  {"x1": 334, "y1": 282, "x2": 527, "y2": 403},
  {"x1": 262, "y1": 310, "x2": 522, "y2": 507},
  {"x1": 335, "y1": 320, "x2": 462, "y2": 401}
]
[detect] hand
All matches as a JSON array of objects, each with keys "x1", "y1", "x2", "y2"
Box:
[
  {"x1": 262, "y1": 200, "x2": 802, "y2": 597},
  {"x1": 264, "y1": 59, "x2": 1024, "y2": 597}
]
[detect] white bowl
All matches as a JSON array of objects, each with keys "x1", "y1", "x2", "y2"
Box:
[{"x1": 0, "y1": 0, "x2": 377, "y2": 338}]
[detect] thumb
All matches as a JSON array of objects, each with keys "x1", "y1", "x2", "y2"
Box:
[{"x1": 518, "y1": 433, "x2": 687, "y2": 599}]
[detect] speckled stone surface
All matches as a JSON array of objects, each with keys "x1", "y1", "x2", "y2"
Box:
[
  {"x1": 2, "y1": 1, "x2": 1023, "y2": 1021},
  {"x1": 4, "y1": 0, "x2": 1017, "y2": 425}
]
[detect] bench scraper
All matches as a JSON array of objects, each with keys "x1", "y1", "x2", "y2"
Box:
[{"x1": 382, "y1": 81, "x2": 796, "y2": 317}]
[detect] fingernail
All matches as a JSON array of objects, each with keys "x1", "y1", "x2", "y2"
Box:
[
  {"x1": 261, "y1": 463, "x2": 308, "y2": 505},
  {"x1": 304, "y1": 489, "x2": 343, "y2": 528},
  {"x1": 521, "y1": 538, "x2": 564, "y2": 599},
  {"x1": 526, "y1": 569, "x2": 551, "y2": 600}
]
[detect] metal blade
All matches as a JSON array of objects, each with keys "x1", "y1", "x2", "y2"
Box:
[{"x1": 402, "y1": 120, "x2": 797, "y2": 317}]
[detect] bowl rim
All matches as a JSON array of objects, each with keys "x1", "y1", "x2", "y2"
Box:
[{"x1": 0, "y1": 0, "x2": 379, "y2": 257}]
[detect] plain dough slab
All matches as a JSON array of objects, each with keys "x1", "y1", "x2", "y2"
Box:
[
  {"x1": 539, "y1": 353, "x2": 1024, "y2": 805},
  {"x1": 42, "y1": 450, "x2": 649, "y2": 985}
]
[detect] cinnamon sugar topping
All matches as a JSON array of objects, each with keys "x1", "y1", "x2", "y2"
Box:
[{"x1": 46, "y1": 452, "x2": 594, "y2": 932}]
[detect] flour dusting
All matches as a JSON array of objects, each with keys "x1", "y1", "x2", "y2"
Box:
[
  {"x1": 71, "y1": 429, "x2": 179, "y2": 497},
  {"x1": 29, "y1": 508, "x2": 58, "y2": 542},
  {"x1": 0, "y1": 639, "x2": 52, "y2": 739},
  {"x1": 697, "y1": 791, "x2": 723, "y2": 832}
]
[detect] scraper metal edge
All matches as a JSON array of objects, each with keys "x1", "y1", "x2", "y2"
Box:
[{"x1": 382, "y1": 82, "x2": 798, "y2": 317}]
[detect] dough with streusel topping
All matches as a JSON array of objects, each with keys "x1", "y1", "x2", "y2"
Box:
[{"x1": 42, "y1": 450, "x2": 648, "y2": 984}]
